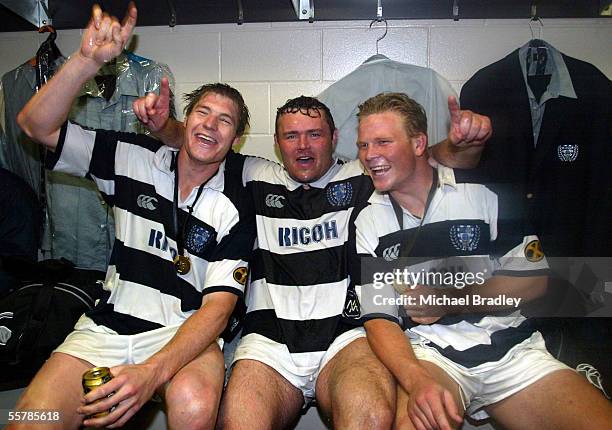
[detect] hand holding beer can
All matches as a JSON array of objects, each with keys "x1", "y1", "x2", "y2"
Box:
[{"x1": 82, "y1": 367, "x2": 115, "y2": 418}]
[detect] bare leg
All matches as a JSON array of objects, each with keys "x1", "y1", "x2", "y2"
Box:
[
  {"x1": 218, "y1": 359, "x2": 303, "y2": 429},
  {"x1": 6, "y1": 353, "x2": 92, "y2": 430},
  {"x1": 486, "y1": 369, "x2": 612, "y2": 430},
  {"x1": 159, "y1": 341, "x2": 226, "y2": 430},
  {"x1": 316, "y1": 337, "x2": 395, "y2": 429}
]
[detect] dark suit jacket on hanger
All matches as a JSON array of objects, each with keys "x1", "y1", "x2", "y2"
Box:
[{"x1": 460, "y1": 48, "x2": 611, "y2": 258}]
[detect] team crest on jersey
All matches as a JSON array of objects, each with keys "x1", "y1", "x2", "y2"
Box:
[
  {"x1": 342, "y1": 288, "x2": 361, "y2": 318},
  {"x1": 450, "y1": 225, "x2": 480, "y2": 252},
  {"x1": 326, "y1": 182, "x2": 353, "y2": 207},
  {"x1": 557, "y1": 144, "x2": 579, "y2": 162},
  {"x1": 186, "y1": 225, "x2": 212, "y2": 253},
  {"x1": 524, "y1": 240, "x2": 545, "y2": 262}
]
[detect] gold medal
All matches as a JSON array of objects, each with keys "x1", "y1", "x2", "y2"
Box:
[{"x1": 174, "y1": 255, "x2": 191, "y2": 275}]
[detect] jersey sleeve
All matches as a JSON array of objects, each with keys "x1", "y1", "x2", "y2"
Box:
[{"x1": 46, "y1": 121, "x2": 161, "y2": 205}]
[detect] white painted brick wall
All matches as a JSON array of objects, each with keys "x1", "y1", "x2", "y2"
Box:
[
  {"x1": 1, "y1": 16, "x2": 610, "y2": 430},
  {"x1": 2, "y1": 18, "x2": 610, "y2": 163}
]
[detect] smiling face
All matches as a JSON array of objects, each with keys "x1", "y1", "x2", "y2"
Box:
[
  {"x1": 357, "y1": 111, "x2": 427, "y2": 194},
  {"x1": 181, "y1": 92, "x2": 240, "y2": 168},
  {"x1": 275, "y1": 110, "x2": 336, "y2": 183}
]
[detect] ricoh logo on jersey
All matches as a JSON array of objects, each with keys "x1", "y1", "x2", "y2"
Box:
[
  {"x1": 137, "y1": 194, "x2": 158, "y2": 210},
  {"x1": 278, "y1": 220, "x2": 338, "y2": 246},
  {"x1": 265, "y1": 194, "x2": 285, "y2": 208},
  {"x1": 148, "y1": 229, "x2": 178, "y2": 259}
]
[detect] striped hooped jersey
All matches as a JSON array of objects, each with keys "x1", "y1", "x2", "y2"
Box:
[
  {"x1": 354, "y1": 166, "x2": 549, "y2": 369},
  {"x1": 241, "y1": 157, "x2": 373, "y2": 354},
  {"x1": 47, "y1": 121, "x2": 255, "y2": 335}
]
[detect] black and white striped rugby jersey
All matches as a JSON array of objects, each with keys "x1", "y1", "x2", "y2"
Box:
[
  {"x1": 354, "y1": 166, "x2": 550, "y2": 369},
  {"x1": 240, "y1": 157, "x2": 373, "y2": 354},
  {"x1": 47, "y1": 121, "x2": 256, "y2": 335}
]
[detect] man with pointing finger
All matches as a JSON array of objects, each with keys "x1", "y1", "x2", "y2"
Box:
[{"x1": 9, "y1": 4, "x2": 255, "y2": 429}]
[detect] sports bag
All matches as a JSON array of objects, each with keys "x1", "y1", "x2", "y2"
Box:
[{"x1": 0, "y1": 257, "x2": 103, "y2": 389}]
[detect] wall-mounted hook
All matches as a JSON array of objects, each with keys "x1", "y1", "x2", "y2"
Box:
[
  {"x1": 237, "y1": 0, "x2": 244, "y2": 25},
  {"x1": 291, "y1": 0, "x2": 314, "y2": 21},
  {"x1": 166, "y1": 0, "x2": 176, "y2": 27},
  {"x1": 453, "y1": 0, "x2": 460, "y2": 21}
]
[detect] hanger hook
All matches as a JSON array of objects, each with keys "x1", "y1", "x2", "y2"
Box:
[
  {"x1": 529, "y1": 16, "x2": 543, "y2": 40},
  {"x1": 369, "y1": 18, "x2": 388, "y2": 55}
]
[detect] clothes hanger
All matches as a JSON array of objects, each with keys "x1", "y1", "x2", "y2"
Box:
[
  {"x1": 364, "y1": 1, "x2": 389, "y2": 64},
  {"x1": 528, "y1": 4, "x2": 545, "y2": 47},
  {"x1": 526, "y1": 4, "x2": 549, "y2": 76}
]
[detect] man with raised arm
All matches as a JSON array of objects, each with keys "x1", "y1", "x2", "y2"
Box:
[
  {"x1": 134, "y1": 82, "x2": 490, "y2": 427},
  {"x1": 354, "y1": 92, "x2": 612, "y2": 430},
  {"x1": 10, "y1": 4, "x2": 255, "y2": 429}
]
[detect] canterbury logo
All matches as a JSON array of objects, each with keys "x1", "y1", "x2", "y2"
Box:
[
  {"x1": 137, "y1": 194, "x2": 158, "y2": 210},
  {"x1": 265, "y1": 194, "x2": 285, "y2": 209},
  {"x1": 382, "y1": 243, "x2": 400, "y2": 261}
]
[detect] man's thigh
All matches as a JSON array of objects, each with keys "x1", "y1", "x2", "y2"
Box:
[
  {"x1": 220, "y1": 359, "x2": 303, "y2": 429},
  {"x1": 485, "y1": 369, "x2": 612, "y2": 430},
  {"x1": 7, "y1": 352, "x2": 93, "y2": 430},
  {"x1": 316, "y1": 336, "x2": 395, "y2": 424}
]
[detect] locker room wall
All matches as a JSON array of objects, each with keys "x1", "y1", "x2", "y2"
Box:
[{"x1": 1, "y1": 17, "x2": 610, "y2": 164}]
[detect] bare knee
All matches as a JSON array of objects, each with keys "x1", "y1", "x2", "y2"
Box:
[{"x1": 165, "y1": 377, "x2": 220, "y2": 430}]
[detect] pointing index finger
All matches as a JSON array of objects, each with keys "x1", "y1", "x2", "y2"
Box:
[
  {"x1": 159, "y1": 76, "x2": 170, "y2": 104},
  {"x1": 448, "y1": 95, "x2": 461, "y2": 122}
]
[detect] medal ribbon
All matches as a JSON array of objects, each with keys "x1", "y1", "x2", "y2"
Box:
[
  {"x1": 172, "y1": 153, "x2": 206, "y2": 273},
  {"x1": 389, "y1": 168, "x2": 438, "y2": 258}
]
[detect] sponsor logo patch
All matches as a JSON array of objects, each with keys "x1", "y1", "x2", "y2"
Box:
[
  {"x1": 233, "y1": 267, "x2": 248, "y2": 285},
  {"x1": 265, "y1": 194, "x2": 285, "y2": 209},
  {"x1": 137, "y1": 194, "x2": 158, "y2": 210},
  {"x1": 382, "y1": 243, "x2": 400, "y2": 261},
  {"x1": 342, "y1": 289, "x2": 361, "y2": 318},
  {"x1": 524, "y1": 240, "x2": 545, "y2": 262}
]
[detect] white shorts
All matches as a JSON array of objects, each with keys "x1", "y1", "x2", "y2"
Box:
[
  {"x1": 232, "y1": 327, "x2": 366, "y2": 402},
  {"x1": 410, "y1": 331, "x2": 570, "y2": 420},
  {"x1": 55, "y1": 315, "x2": 223, "y2": 368}
]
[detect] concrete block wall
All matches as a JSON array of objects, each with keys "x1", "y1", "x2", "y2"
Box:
[{"x1": 1, "y1": 17, "x2": 610, "y2": 163}]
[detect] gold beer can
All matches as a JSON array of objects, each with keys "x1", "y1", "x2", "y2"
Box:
[{"x1": 82, "y1": 367, "x2": 113, "y2": 418}]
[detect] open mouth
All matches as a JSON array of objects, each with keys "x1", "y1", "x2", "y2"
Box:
[
  {"x1": 195, "y1": 133, "x2": 217, "y2": 145},
  {"x1": 296, "y1": 156, "x2": 314, "y2": 166},
  {"x1": 369, "y1": 165, "x2": 390, "y2": 176}
]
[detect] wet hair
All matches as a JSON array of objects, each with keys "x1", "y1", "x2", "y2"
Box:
[
  {"x1": 357, "y1": 92, "x2": 427, "y2": 138},
  {"x1": 182, "y1": 83, "x2": 250, "y2": 136},
  {"x1": 275, "y1": 96, "x2": 335, "y2": 135}
]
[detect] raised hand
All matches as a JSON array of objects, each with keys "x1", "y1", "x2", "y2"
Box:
[
  {"x1": 80, "y1": 2, "x2": 137, "y2": 67},
  {"x1": 132, "y1": 77, "x2": 171, "y2": 132},
  {"x1": 447, "y1": 96, "x2": 492, "y2": 148}
]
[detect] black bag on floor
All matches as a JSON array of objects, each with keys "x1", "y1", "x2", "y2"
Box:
[{"x1": 0, "y1": 257, "x2": 104, "y2": 390}]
